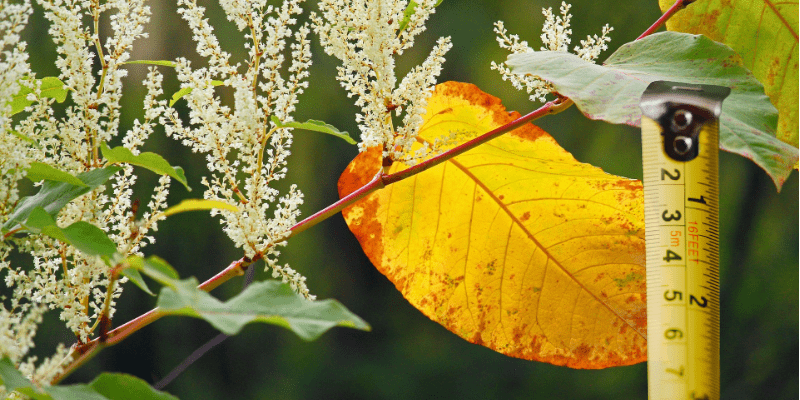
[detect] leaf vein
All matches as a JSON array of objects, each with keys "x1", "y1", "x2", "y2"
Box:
[{"x1": 447, "y1": 157, "x2": 645, "y2": 340}]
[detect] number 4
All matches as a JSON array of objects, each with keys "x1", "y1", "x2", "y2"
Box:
[{"x1": 663, "y1": 249, "x2": 682, "y2": 262}]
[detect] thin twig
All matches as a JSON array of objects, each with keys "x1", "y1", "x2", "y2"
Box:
[
  {"x1": 636, "y1": 0, "x2": 694, "y2": 40},
  {"x1": 50, "y1": 258, "x2": 253, "y2": 385},
  {"x1": 153, "y1": 265, "x2": 259, "y2": 390}
]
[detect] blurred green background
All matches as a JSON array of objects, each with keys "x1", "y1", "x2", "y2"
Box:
[{"x1": 18, "y1": 0, "x2": 797, "y2": 399}]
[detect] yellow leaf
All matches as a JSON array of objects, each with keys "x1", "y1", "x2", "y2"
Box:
[
  {"x1": 659, "y1": 0, "x2": 799, "y2": 147},
  {"x1": 162, "y1": 199, "x2": 238, "y2": 218},
  {"x1": 338, "y1": 82, "x2": 646, "y2": 368}
]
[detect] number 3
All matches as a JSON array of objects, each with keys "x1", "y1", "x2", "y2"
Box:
[{"x1": 662, "y1": 210, "x2": 682, "y2": 222}]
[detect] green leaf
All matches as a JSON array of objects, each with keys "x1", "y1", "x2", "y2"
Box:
[
  {"x1": 9, "y1": 77, "x2": 69, "y2": 116},
  {"x1": 123, "y1": 255, "x2": 370, "y2": 340},
  {"x1": 270, "y1": 115, "x2": 356, "y2": 145},
  {"x1": 162, "y1": 199, "x2": 238, "y2": 217},
  {"x1": 21, "y1": 207, "x2": 117, "y2": 258},
  {"x1": 2, "y1": 166, "x2": 122, "y2": 232},
  {"x1": 45, "y1": 385, "x2": 110, "y2": 400},
  {"x1": 506, "y1": 31, "x2": 798, "y2": 190},
  {"x1": 659, "y1": 0, "x2": 799, "y2": 148},
  {"x1": 0, "y1": 357, "x2": 178, "y2": 400},
  {"x1": 124, "y1": 255, "x2": 180, "y2": 286},
  {"x1": 88, "y1": 373, "x2": 179, "y2": 400},
  {"x1": 168, "y1": 87, "x2": 192, "y2": 107},
  {"x1": 122, "y1": 60, "x2": 177, "y2": 68},
  {"x1": 26, "y1": 162, "x2": 88, "y2": 187},
  {"x1": 21, "y1": 206, "x2": 57, "y2": 233},
  {"x1": 100, "y1": 143, "x2": 190, "y2": 191},
  {"x1": 398, "y1": 0, "x2": 444, "y2": 32},
  {"x1": 120, "y1": 267, "x2": 154, "y2": 296},
  {"x1": 168, "y1": 80, "x2": 224, "y2": 107},
  {"x1": 0, "y1": 357, "x2": 52, "y2": 399},
  {"x1": 41, "y1": 78, "x2": 70, "y2": 103},
  {"x1": 156, "y1": 279, "x2": 370, "y2": 340}
]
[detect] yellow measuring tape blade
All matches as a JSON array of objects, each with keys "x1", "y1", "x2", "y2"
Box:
[{"x1": 640, "y1": 82, "x2": 729, "y2": 400}]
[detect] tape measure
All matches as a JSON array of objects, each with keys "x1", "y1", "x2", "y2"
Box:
[{"x1": 640, "y1": 81, "x2": 730, "y2": 400}]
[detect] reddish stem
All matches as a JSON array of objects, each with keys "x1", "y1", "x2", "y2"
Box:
[
  {"x1": 637, "y1": 0, "x2": 693, "y2": 40},
  {"x1": 289, "y1": 170, "x2": 385, "y2": 238},
  {"x1": 50, "y1": 257, "x2": 253, "y2": 385},
  {"x1": 385, "y1": 98, "x2": 572, "y2": 185},
  {"x1": 50, "y1": 0, "x2": 680, "y2": 383},
  {"x1": 51, "y1": 98, "x2": 570, "y2": 385},
  {"x1": 198, "y1": 255, "x2": 254, "y2": 292},
  {"x1": 287, "y1": 97, "x2": 573, "y2": 239},
  {"x1": 50, "y1": 97, "x2": 570, "y2": 386}
]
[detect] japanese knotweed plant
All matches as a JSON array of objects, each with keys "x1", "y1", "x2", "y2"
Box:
[{"x1": 0, "y1": 0, "x2": 795, "y2": 398}]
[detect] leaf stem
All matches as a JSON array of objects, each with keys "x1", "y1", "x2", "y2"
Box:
[{"x1": 636, "y1": 0, "x2": 694, "y2": 40}]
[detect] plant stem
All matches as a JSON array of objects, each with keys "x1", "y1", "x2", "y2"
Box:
[
  {"x1": 288, "y1": 97, "x2": 573, "y2": 239},
  {"x1": 50, "y1": 257, "x2": 253, "y2": 385},
  {"x1": 49, "y1": 0, "x2": 676, "y2": 381},
  {"x1": 384, "y1": 98, "x2": 573, "y2": 185},
  {"x1": 50, "y1": 97, "x2": 570, "y2": 385},
  {"x1": 288, "y1": 170, "x2": 384, "y2": 238},
  {"x1": 90, "y1": 0, "x2": 106, "y2": 165},
  {"x1": 95, "y1": 273, "x2": 119, "y2": 340},
  {"x1": 636, "y1": 0, "x2": 693, "y2": 40},
  {"x1": 198, "y1": 255, "x2": 255, "y2": 292},
  {"x1": 256, "y1": 126, "x2": 278, "y2": 181}
]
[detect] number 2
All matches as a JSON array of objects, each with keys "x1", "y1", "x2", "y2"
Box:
[
  {"x1": 661, "y1": 168, "x2": 680, "y2": 181},
  {"x1": 690, "y1": 295, "x2": 708, "y2": 308}
]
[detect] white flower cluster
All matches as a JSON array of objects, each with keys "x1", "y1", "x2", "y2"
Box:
[
  {"x1": 311, "y1": 0, "x2": 452, "y2": 164},
  {"x1": 0, "y1": 0, "x2": 170, "y2": 388},
  {"x1": 574, "y1": 24, "x2": 613, "y2": 61},
  {"x1": 540, "y1": 1, "x2": 573, "y2": 52},
  {"x1": 162, "y1": 0, "x2": 314, "y2": 299},
  {"x1": 491, "y1": 2, "x2": 612, "y2": 102},
  {"x1": 0, "y1": 0, "x2": 33, "y2": 219}
]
